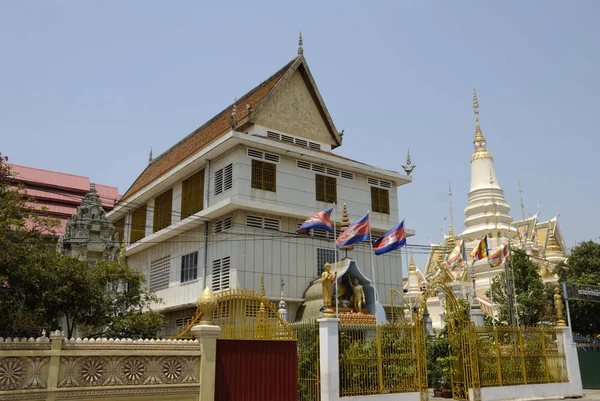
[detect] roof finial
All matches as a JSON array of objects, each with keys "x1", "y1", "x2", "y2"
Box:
[
  {"x1": 473, "y1": 88, "x2": 487, "y2": 149},
  {"x1": 259, "y1": 275, "x2": 265, "y2": 298},
  {"x1": 148, "y1": 147, "x2": 153, "y2": 164},
  {"x1": 409, "y1": 250, "x2": 416, "y2": 272},
  {"x1": 402, "y1": 149, "x2": 416, "y2": 176},
  {"x1": 298, "y1": 31, "x2": 303, "y2": 55},
  {"x1": 448, "y1": 182, "x2": 454, "y2": 237},
  {"x1": 230, "y1": 98, "x2": 237, "y2": 130},
  {"x1": 518, "y1": 180, "x2": 526, "y2": 223}
]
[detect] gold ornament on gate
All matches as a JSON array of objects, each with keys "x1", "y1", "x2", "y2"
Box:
[
  {"x1": 554, "y1": 287, "x2": 566, "y2": 327},
  {"x1": 197, "y1": 287, "x2": 218, "y2": 325},
  {"x1": 321, "y1": 263, "x2": 337, "y2": 317}
]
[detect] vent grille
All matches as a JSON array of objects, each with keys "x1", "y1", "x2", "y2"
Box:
[
  {"x1": 295, "y1": 138, "x2": 308, "y2": 147},
  {"x1": 246, "y1": 215, "x2": 280, "y2": 231},
  {"x1": 214, "y1": 164, "x2": 233, "y2": 195},
  {"x1": 214, "y1": 216, "x2": 232, "y2": 233},
  {"x1": 297, "y1": 160, "x2": 354, "y2": 180},
  {"x1": 281, "y1": 134, "x2": 294, "y2": 144},
  {"x1": 266, "y1": 130, "x2": 323, "y2": 151},
  {"x1": 149, "y1": 255, "x2": 170, "y2": 292},
  {"x1": 368, "y1": 177, "x2": 392, "y2": 189},
  {"x1": 211, "y1": 256, "x2": 231, "y2": 292},
  {"x1": 247, "y1": 148, "x2": 280, "y2": 163},
  {"x1": 267, "y1": 131, "x2": 280, "y2": 140}
]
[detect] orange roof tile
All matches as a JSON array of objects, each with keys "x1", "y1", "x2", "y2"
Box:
[{"x1": 120, "y1": 58, "x2": 298, "y2": 201}]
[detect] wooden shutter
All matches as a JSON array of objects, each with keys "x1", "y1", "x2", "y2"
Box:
[
  {"x1": 316, "y1": 174, "x2": 336, "y2": 203},
  {"x1": 252, "y1": 160, "x2": 276, "y2": 192},
  {"x1": 371, "y1": 187, "x2": 390, "y2": 214},
  {"x1": 130, "y1": 204, "x2": 147, "y2": 243},
  {"x1": 153, "y1": 188, "x2": 173, "y2": 233},
  {"x1": 182, "y1": 169, "x2": 205, "y2": 219}
]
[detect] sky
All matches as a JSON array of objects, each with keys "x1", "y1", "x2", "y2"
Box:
[{"x1": 1, "y1": 1, "x2": 599, "y2": 270}]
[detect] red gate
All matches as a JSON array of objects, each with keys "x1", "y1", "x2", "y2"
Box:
[{"x1": 215, "y1": 339, "x2": 297, "y2": 401}]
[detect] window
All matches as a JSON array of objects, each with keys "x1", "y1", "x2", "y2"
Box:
[
  {"x1": 180, "y1": 251, "x2": 198, "y2": 283},
  {"x1": 214, "y1": 216, "x2": 232, "y2": 233},
  {"x1": 247, "y1": 148, "x2": 280, "y2": 163},
  {"x1": 246, "y1": 215, "x2": 280, "y2": 231},
  {"x1": 149, "y1": 255, "x2": 170, "y2": 291},
  {"x1": 153, "y1": 189, "x2": 173, "y2": 232},
  {"x1": 316, "y1": 174, "x2": 337, "y2": 203},
  {"x1": 211, "y1": 256, "x2": 231, "y2": 292},
  {"x1": 129, "y1": 205, "x2": 147, "y2": 244},
  {"x1": 371, "y1": 187, "x2": 390, "y2": 214},
  {"x1": 175, "y1": 316, "x2": 194, "y2": 330},
  {"x1": 317, "y1": 248, "x2": 338, "y2": 275},
  {"x1": 113, "y1": 217, "x2": 125, "y2": 245},
  {"x1": 251, "y1": 160, "x2": 276, "y2": 192},
  {"x1": 214, "y1": 164, "x2": 233, "y2": 196},
  {"x1": 182, "y1": 169, "x2": 204, "y2": 219}
]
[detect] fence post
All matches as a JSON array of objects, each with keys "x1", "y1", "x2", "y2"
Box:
[
  {"x1": 559, "y1": 327, "x2": 583, "y2": 396},
  {"x1": 192, "y1": 324, "x2": 222, "y2": 401},
  {"x1": 46, "y1": 330, "x2": 64, "y2": 401},
  {"x1": 318, "y1": 317, "x2": 340, "y2": 401}
]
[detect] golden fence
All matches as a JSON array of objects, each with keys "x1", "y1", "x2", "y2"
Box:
[
  {"x1": 290, "y1": 320, "x2": 320, "y2": 401},
  {"x1": 475, "y1": 326, "x2": 568, "y2": 387},
  {"x1": 338, "y1": 322, "x2": 427, "y2": 397},
  {"x1": 175, "y1": 288, "x2": 294, "y2": 340}
]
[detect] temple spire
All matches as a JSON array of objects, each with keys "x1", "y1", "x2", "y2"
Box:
[
  {"x1": 409, "y1": 250, "x2": 416, "y2": 272},
  {"x1": 518, "y1": 180, "x2": 525, "y2": 222},
  {"x1": 298, "y1": 32, "x2": 303, "y2": 55},
  {"x1": 473, "y1": 88, "x2": 488, "y2": 151}
]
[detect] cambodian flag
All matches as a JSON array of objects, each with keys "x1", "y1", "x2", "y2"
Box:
[
  {"x1": 297, "y1": 207, "x2": 334, "y2": 234},
  {"x1": 373, "y1": 220, "x2": 406, "y2": 255},
  {"x1": 336, "y1": 213, "x2": 370, "y2": 248}
]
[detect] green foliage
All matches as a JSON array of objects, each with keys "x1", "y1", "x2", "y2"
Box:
[
  {"x1": 0, "y1": 152, "x2": 165, "y2": 339},
  {"x1": 487, "y1": 249, "x2": 550, "y2": 326},
  {"x1": 427, "y1": 326, "x2": 450, "y2": 389},
  {"x1": 554, "y1": 240, "x2": 600, "y2": 336}
]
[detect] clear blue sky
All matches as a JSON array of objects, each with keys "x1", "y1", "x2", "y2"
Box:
[{"x1": 2, "y1": 1, "x2": 599, "y2": 269}]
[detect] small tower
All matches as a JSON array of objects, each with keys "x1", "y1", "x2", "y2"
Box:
[
  {"x1": 338, "y1": 203, "x2": 354, "y2": 254},
  {"x1": 278, "y1": 277, "x2": 288, "y2": 322}
]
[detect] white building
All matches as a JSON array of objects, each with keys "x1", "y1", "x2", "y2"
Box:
[{"x1": 108, "y1": 43, "x2": 413, "y2": 335}]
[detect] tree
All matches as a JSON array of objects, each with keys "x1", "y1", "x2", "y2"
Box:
[
  {"x1": 554, "y1": 241, "x2": 600, "y2": 336},
  {"x1": 0, "y1": 152, "x2": 166, "y2": 338},
  {"x1": 487, "y1": 249, "x2": 551, "y2": 326}
]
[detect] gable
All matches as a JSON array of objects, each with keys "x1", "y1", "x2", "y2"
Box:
[{"x1": 253, "y1": 68, "x2": 336, "y2": 146}]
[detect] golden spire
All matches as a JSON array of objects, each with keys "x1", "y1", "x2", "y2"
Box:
[
  {"x1": 298, "y1": 32, "x2": 303, "y2": 55},
  {"x1": 471, "y1": 88, "x2": 493, "y2": 163},
  {"x1": 546, "y1": 224, "x2": 562, "y2": 254},
  {"x1": 409, "y1": 250, "x2": 416, "y2": 272},
  {"x1": 339, "y1": 203, "x2": 354, "y2": 252},
  {"x1": 259, "y1": 275, "x2": 265, "y2": 298}
]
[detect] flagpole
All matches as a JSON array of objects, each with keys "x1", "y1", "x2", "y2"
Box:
[
  {"x1": 486, "y1": 238, "x2": 495, "y2": 327},
  {"x1": 367, "y1": 210, "x2": 378, "y2": 304},
  {"x1": 509, "y1": 240, "x2": 520, "y2": 326},
  {"x1": 333, "y1": 203, "x2": 339, "y2": 318}
]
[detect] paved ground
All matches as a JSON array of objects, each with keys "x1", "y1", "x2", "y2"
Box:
[{"x1": 582, "y1": 389, "x2": 600, "y2": 400}]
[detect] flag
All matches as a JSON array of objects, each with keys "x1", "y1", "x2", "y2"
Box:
[
  {"x1": 518, "y1": 225, "x2": 528, "y2": 241},
  {"x1": 469, "y1": 236, "x2": 489, "y2": 265},
  {"x1": 297, "y1": 207, "x2": 334, "y2": 234},
  {"x1": 447, "y1": 238, "x2": 465, "y2": 269},
  {"x1": 488, "y1": 242, "x2": 510, "y2": 267},
  {"x1": 336, "y1": 213, "x2": 370, "y2": 248},
  {"x1": 373, "y1": 220, "x2": 406, "y2": 255}
]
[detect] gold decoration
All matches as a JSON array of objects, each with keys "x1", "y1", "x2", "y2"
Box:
[
  {"x1": 349, "y1": 276, "x2": 366, "y2": 313},
  {"x1": 338, "y1": 203, "x2": 354, "y2": 251},
  {"x1": 196, "y1": 287, "x2": 218, "y2": 325},
  {"x1": 547, "y1": 227, "x2": 562, "y2": 254},
  {"x1": 409, "y1": 251, "x2": 417, "y2": 272},
  {"x1": 554, "y1": 287, "x2": 566, "y2": 327},
  {"x1": 321, "y1": 263, "x2": 337, "y2": 317}
]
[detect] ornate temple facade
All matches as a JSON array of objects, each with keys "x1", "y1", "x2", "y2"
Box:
[
  {"x1": 108, "y1": 38, "x2": 414, "y2": 336},
  {"x1": 58, "y1": 184, "x2": 120, "y2": 264},
  {"x1": 406, "y1": 90, "x2": 569, "y2": 328}
]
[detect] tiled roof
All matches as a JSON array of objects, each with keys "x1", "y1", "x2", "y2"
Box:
[{"x1": 120, "y1": 58, "x2": 298, "y2": 201}]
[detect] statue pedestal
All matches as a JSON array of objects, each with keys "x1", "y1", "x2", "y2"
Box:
[{"x1": 338, "y1": 312, "x2": 376, "y2": 325}]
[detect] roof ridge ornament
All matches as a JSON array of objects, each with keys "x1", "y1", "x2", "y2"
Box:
[
  {"x1": 402, "y1": 149, "x2": 416, "y2": 176},
  {"x1": 298, "y1": 31, "x2": 303, "y2": 55},
  {"x1": 148, "y1": 147, "x2": 153, "y2": 164},
  {"x1": 230, "y1": 98, "x2": 237, "y2": 131}
]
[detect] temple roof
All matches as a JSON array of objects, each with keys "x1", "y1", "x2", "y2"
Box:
[{"x1": 120, "y1": 54, "x2": 343, "y2": 201}]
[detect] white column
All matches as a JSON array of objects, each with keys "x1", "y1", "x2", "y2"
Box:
[
  {"x1": 318, "y1": 317, "x2": 340, "y2": 401},
  {"x1": 561, "y1": 327, "x2": 583, "y2": 396},
  {"x1": 191, "y1": 324, "x2": 221, "y2": 401}
]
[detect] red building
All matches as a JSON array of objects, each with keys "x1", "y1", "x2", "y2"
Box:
[{"x1": 8, "y1": 164, "x2": 120, "y2": 236}]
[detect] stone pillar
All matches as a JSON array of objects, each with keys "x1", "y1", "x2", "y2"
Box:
[
  {"x1": 46, "y1": 330, "x2": 64, "y2": 401},
  {"x1": 470, "y1": 299, "x2": 485, "y2": 326},
  {"x1": 423, "y1": 308, "x2": 435, "y2": 339},
  {"x1": 191, "y1": 324, "x2": 221, "y2": 401},
  {"x1": 560, "y1": 327, "x2": 583, "y2": 397},
  {"x1": 318, "y1": 318, "x2": 340, "y2": 401}
]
